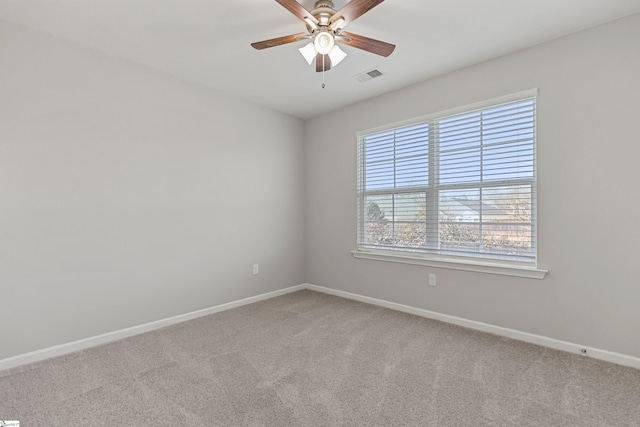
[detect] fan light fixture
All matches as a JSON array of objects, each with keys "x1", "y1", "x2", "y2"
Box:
[{"x1": 299, "y1": 33, "x2": 347, "y2": 67}]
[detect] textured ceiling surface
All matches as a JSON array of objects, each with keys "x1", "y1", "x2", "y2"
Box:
[{"x1": 1, "y1": 0, "x2": 640, "y2": 118}]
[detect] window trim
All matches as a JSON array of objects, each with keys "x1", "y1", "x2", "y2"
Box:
[
  {"x1": 351, "y1": 248, "x2": 548, "y2": 279},
  {"x1": 354, "y1": 89, "x2": 547, "y2": 279}
]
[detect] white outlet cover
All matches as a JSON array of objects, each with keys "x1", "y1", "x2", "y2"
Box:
[{"x1": 429, "y1": 274, "x2": 437, "y2": 286}]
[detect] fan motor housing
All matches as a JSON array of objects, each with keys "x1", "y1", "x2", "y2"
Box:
[{"x1": 312, "y1": 0, "x2": 336, "y2": 25}]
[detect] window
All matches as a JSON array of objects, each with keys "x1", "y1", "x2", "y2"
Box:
[{"x1": 356, "y1": 90, "x2": 542, "y2": 274}]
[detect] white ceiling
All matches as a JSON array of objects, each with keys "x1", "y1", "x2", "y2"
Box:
[{"x1": 1, "y1": 0, "x2": 640, "y2": 119}]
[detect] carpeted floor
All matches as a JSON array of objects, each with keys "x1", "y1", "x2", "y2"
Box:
[{"x1": 1, "y1": 289, "x2": 639, "y2": 426}]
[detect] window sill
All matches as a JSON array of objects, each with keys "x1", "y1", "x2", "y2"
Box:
[{"x1": 351, "y1": 249, "x2": 548, "y2": 279}]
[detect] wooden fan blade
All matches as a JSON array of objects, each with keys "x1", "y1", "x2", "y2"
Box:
[
  {"x1": 251, "y1": 33, "x2": 308, "y2": 50},
  {"x1": 338, "y1": 31, "x2": 395, "y2": 57},
  {"x1": 275, "y1": 0, "x2": 319, "y2": 26},
  {"x1": 315, "y1": 54, "x2": 332, "y2": 72},
  {"x1": 331, "y1": 0, "x2": 384, "y2": 28}
]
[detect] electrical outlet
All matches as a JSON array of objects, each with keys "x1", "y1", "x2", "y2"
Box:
[
  {"x1": 429, "y1": 273, "x2": 437, "y2": 286},
  {"x1": 253, "y1": 264, "x2": 259, "y2": 275}
]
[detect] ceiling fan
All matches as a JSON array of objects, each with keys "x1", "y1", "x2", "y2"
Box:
[{"x1": 251, "y1": 0, "x2": 395, "y2": 72}]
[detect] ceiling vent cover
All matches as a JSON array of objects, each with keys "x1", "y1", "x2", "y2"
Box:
[{"x1": 354, "y1": 68, "x2": 384, "y2": 83}]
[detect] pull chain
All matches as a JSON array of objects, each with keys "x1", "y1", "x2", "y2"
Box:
[{"x1": 322, "y1": 55, "x2": 326, "y2": 89}]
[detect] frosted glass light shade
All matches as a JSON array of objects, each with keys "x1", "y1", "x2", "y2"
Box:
[
  {"x1": 314, "y1": 31, "x2": 335, "y2": 55},
  {"x1": 328, "y1": 45, "x2": 347, "y2": 66},
  {"x1": 298, "y1": 43, "x2": 317, "y2": 65}
]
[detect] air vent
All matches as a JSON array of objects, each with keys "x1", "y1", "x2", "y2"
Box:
[{"x1": 353, "y1": 68, "x2": 384, "y2": 83}]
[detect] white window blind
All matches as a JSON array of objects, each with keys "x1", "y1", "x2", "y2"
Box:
[{"x1": 357, "y1": 93, "x2": 537, "y2": 264}]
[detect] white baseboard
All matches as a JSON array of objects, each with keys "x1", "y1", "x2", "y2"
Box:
[
  {"x1": 304, "y1": 284, "x2": 640, "y2": 370},
  {"x1": 3, "y1": 282, "x2": 639, "y2": 372},
  {"x1": 0, "y1": 284, "x2": 306, "y2": 372}
]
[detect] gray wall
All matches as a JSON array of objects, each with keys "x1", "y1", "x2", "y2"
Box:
[
  {"x1": 0, "y1": 21, "x2": 305, "y2": 360},
  {"x1": 305, "y1": 13, "x2": 640, "y2": 358}
]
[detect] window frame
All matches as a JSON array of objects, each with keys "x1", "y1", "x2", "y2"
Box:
[{"x1": 353, "y1": 89, "x2": 547, "y2": 279}]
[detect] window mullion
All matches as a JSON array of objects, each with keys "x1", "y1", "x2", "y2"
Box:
[
  {"x1": 426, "y1": 122, "x2": 439, "y2": 249},
  {"x1": 392, "y1": 131, "x2": 397, "y2": 244}
]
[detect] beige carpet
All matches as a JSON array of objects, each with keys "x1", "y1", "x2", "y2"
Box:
[{"x1": 1, "y1": 289, "x2": 639, "y2": 426}]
